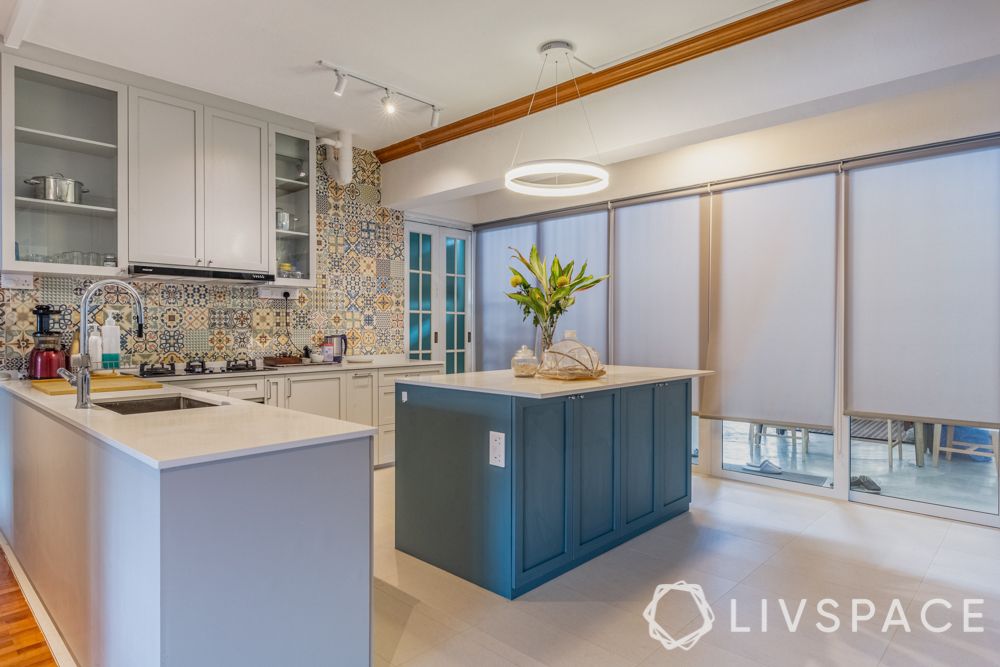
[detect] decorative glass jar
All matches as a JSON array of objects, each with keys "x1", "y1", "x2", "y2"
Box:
[{"x1": 511, "y1": 345, "x2": 539, "y2": 377}]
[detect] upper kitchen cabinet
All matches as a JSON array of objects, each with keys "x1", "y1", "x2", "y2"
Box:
[
  {"x1": 128, "y1": 88, "x2": 204, "y2": 267},
  {"x1": 129, "y1": 95, "x2": 272, "y2": 274},
  {"x1": 205, "y1": 109, "x2": 268, "y2": 272},
  {"x1": 269, "y1": 126, "x2": 316, "y2": 287},
  {"x1": 1, "y1": 56, "x2": 128, "y2": 276}
]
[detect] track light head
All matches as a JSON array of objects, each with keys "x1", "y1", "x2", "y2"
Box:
[
  {"x1": 382, "y1": 91, "x2": 396, "y2": 114},
  {"x1": 333, "y1": 70, "x2": 348, "y2": 96},
  {"x1": 430, "y1": 106, "x2": 441, "y2": 129}
]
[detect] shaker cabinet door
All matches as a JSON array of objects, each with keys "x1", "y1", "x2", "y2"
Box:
[
  {"x1": 655, "y1": 381, "x2": 691, "y2": 511},
  {"x1": 286, "y1": 373, "x2": 346, "y2": 419},
  {"x1": 572, "y1": 390, "x2": 619, "y2": 557},
  {"x1": 204, "y1": 108, "x2": 269, "y2": 272},
  {"x1": 346, "y1": 371, "x2": 378, "y2": 426},
  {"x1": 128, "y1": 88, "x2": 204, "y2": 267}
]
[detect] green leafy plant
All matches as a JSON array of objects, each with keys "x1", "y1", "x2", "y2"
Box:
[{"x1": 506, "y1": 245, "x2": 608, "y2": 352}]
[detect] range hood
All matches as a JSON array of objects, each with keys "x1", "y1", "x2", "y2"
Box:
[{"x1": 128, "y1": 264, "x2": 274, "y2": 283}]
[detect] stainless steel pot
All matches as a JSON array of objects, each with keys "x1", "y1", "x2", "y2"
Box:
[{"x1": 23, "y1": 173, "x2": 89, "y2": 204}]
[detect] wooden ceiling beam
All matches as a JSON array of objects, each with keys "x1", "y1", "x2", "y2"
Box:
[{"x1": 374, "y1": 0, "x2": 867, "y2": 163}]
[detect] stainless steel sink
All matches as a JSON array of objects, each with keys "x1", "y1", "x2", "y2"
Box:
[{"x1": 95, "y1": 395, "x2": 220, "y2": 415}]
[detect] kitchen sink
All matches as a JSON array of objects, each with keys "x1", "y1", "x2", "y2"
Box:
[{"x1": 95, "y1": 395, "x2": 220, "y2": 415}]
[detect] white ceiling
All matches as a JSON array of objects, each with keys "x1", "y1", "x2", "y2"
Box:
[{"x1": 7, "y1": 0, "x2": 787, "y2": 147}]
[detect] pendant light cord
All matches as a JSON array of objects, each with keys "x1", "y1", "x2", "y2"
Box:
[
  {"x1": 565, "y1": 56, "x2": 602, "y2": 162},
  {"x1": 509, "y1": 52, "x2": 550, "y2": 169}
]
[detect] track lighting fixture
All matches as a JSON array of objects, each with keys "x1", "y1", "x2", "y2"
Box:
[
  {"x1": 316, "y1": 60, "x2": 440, "y2": 128},
  {"x1": 333, "y1": 70, "x2": 348, "y2": 96}
]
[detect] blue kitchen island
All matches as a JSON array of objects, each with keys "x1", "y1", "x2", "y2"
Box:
[{"x1": 395, "y1": 366, "x2": 712, "y2": 599}]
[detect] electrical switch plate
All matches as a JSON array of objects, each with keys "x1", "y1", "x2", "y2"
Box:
[
  {"x1": 489, "y1": 431, "x2": 505, "y2": 468},
  {"x1": 1, "y1": 273, "x2": 33, "y2": 289},
  {"x1": 401, "y1": 391, "x2": 408, "y2": 403}
]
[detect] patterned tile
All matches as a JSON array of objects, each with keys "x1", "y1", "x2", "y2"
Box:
[{"x1": 0, "y1": 148, "x2": 404, "y2": 372}]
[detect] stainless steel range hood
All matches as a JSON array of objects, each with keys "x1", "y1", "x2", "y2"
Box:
[{"x1": 128, "y1": 264, "x2": 274, "y2": 283}]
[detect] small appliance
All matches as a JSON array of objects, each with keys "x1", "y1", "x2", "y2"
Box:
[
  {"x1": 28, "y1": 305, "x2": 69, "y2": 380},
  {"x1": 322, "y1": 333, "x2": 348, "y2": 363}
]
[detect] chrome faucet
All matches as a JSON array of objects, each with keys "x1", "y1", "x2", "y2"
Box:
[{"x1": 58, "y1": 279, "x2": 145, "y2": 409}]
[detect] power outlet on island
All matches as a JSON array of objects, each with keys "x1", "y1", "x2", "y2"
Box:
[{"x1": 489, "y1": 431, "x2": 505, "y2": 468}]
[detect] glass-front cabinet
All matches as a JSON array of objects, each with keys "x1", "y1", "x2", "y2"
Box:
[
  {"x1": 269, "y1": 125, "x2": 316, "y2": 287},
  {"x1": 1, "y1": 56, "x2": 128, "y2": 275}
]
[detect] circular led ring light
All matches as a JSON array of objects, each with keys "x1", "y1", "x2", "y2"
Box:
[{"x1": 505, "y1": 159, "x2": 610, "y2": 197}]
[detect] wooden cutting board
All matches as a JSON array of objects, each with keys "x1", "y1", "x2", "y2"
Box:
[{"x1": 31, "y1": 373, "x2": 163, "y2": 396}]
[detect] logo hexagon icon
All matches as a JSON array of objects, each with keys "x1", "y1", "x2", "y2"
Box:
[{"x1": 642, "y1": 581, "x2": 715, "y2": 651}]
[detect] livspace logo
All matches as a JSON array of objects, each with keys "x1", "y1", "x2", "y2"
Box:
[{"x1": 644, "y1": 582, "x2": 986, "y2": 652}]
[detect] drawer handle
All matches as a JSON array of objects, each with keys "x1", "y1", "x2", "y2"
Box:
[{"x1": 354, "y1": 372, "x2": 373, "y2": 379}]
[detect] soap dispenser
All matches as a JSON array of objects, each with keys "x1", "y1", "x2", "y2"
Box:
[{"x1": 101, "y1": 313, "x2": 121, "y2": 370}]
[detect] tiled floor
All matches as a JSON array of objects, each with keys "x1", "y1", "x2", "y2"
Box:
[{"x1": 374, "y1": 467, "x2": 1000, "y2": 666}]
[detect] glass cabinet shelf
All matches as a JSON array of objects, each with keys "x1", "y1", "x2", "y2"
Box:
[
  {"x1": 14, "y1": 125, "x2": 117, "y2": 157},
  {"x1": 15, "y1": 195, "x2": 117, "y2": 216},
  {"x1": 270, "y1": 127, "x2": 315, "y2": 286},
  {"x1": 275, "y1": 176, "x2": 309, "y2": 193}
]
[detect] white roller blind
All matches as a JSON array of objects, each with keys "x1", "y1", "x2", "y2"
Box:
[
  {"x1": 702, "y1": 174, "x2": 837, "y2": 428},
  {"x1": 847, "y1": 147, "x2": 1000, "y2": 425},
  {"x1": 476, "y1": 221, "x2": 538, "y2": 370},
  {"x1": 613, "y1": 196, "x2": 702, "y2": 370},
  {"x1": 538, "y1": 211, "x2": 609, "y2": 358}
]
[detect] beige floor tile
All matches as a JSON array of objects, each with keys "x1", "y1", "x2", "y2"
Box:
[
  {"x1": 515, "y1": 579, "x2": 660, "y2": 662},
  {"x1": 399, "y1": 630, "x2": 521, "y2": 667},
  {"x1": 879, "y1": 617, "x2": 1000, "y2": 666},
  {"x1": 374, "y1": 585, "x2": 463, "y2": 665},
  {"x1": 637, "y1": 636, "x2": 766, "y2": 666},
  {"x1": 939, "y1": 522, "x2": 1000, "y2": 558},
  {"x1": 474, "y1": 605, "x2": 634, "y2": 667}
]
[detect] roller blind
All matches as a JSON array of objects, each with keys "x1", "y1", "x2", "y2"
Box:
[
  {"x1": 538, "y1": 211, "x2": 609, "y2": 358},
  {"x1": 846, "y1": 147, "x2": 1000, "y2": 425},
  {"x1": 476, "y1": 221, "x2": 538, "y2": 370},
  {"x1": 701, "y1": 174, "x2": 837, "y2": 428},
  {"x1": 612, "y1": 196, "x2": 703, "y2": 370}
]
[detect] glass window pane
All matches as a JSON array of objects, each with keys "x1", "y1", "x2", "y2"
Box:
[
  {"x1": 457, "y1": 352, "x2": 465, "y2": 373},
  {"x1": 421, "y1": 315, "x2": 431, "y2": 351},
  {"x1": 409, "y1": 276, "x2": 419, "y2": 311},
  {"x1": 457, "y1": 314, "x2": 466, "y2": 350},
  {"x1": 422, "y1": 352, "x2": 431, "y2": 360},
  {"x1": 446, "y1": 276, "x2": 455, "y2": 313},
  {"x1": 446, "y1": 313, "x2": 455, "y2": 349},
  {"x1": 446, "y1": 352, "x2": 455, "y2": 374},
  {"x1": 455, "y1": 239, "x2": 466, "y2": 275},
  {"x1": 421, "y1": 234, "x2": 432, "y2": 271},
  {"x1": 421, "y1": 274, "x2": 431, "y2": 311},
  {"x1": 409, "y1": 313, "x2": 419, "y2": 351},
  {"x1": 456, "y1": 277, "x2": 466, "y2": 312},
  {"x1": 409, "y1": 232, "x2": 420, "y2": 270},
  {"x1": 446, "y1": 237, "x2": 456, "y2": 274}
]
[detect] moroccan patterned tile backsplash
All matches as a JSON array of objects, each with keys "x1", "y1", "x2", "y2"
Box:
[{"x1": 0, "y1": 147, "x2": 405, "y2": 372}]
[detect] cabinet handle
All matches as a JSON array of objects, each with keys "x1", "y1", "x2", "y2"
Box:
[
  {"x1": 286, "y1": 377, "x2": 292, "y2": 399},
  {"x1": 433, "y1": 331, "x2": 438, "y2": 344},
  {"x1": 353, "y1": 372, "x2": 373, "y2": 379},
  {"x1": 195, "y1": 258, "x2": 203, "y2": 265},
  {"x1": 208, "y1": 259, "x2": 214, "y2": 266},
  {"x1": 265, "y1": 380, "x2": 270, "y2": 402}
]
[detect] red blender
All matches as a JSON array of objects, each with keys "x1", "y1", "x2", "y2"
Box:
[{"x1": 28, "y1": 305, "x2": 69, "y2": 380}]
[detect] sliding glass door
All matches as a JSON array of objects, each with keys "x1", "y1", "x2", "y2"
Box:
[{"x1": 846, "y1": 147, "x2": 999, "y2": 515}]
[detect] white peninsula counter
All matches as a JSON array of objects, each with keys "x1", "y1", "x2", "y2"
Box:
[{"x1": 0, "y1": 380, "x2": 375, "y2": 666}]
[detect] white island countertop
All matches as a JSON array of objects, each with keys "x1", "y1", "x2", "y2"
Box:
[
  {"x1": 0, "y1": 380, "x2": 376, "y2": 470},
  {"x1": 398, "y1": 365, "x2": 713, "y2": 399}
]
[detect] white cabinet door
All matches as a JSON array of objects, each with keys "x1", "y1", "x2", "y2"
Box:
[
  {"x1": 264, "y1": 376, "x2": 285, "y2": 407},
  {"x1": 128, "y1": 88, "x2": 204, "y2": 267},
  {"x1": 346, "y1": 370, "x2": 377, "y2": 426},
  {"x1": 204, "y1": 108, "x2": 268, "y2": 272},
  {"x1": 285, "y1": 373, "x2": 346, "y2": 419}
]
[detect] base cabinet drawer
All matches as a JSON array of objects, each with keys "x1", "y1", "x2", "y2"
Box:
[
  {"x1": 173, "y1": 377, "x2": 266, "y2": 401},
  {"x1": 378, "y1": 387, "x2": 395, "y2": 426}
]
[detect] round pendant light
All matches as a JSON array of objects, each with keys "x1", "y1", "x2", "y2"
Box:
[
  {"x1": 505, "y1": 41, "x2": 609, "y2": 198},
  {"x1": 505, "y1": 159, "x2": 609, "y2": 197}
]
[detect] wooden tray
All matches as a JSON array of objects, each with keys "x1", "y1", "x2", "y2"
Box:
[{"x1": 31, "y1": 373, "x2": 163, "y2": 396}]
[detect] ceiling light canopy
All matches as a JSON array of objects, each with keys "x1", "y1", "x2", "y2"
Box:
[{"x1": 504, "y1": 41, "x2": 608, "y2": 198}]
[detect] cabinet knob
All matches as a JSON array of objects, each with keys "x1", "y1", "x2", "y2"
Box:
[
  {"x1": 207, "y1": 259, "x2": 214, "y2": 266},
  {"x1": 195, "y1": 258, "x2": 203, "y2": 265}
]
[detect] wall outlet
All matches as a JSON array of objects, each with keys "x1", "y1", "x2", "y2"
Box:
[
  {"x1": 1, "y1": 273, "x2": 33, "y2": 289},
  {"x1": 489, "y1": 431, "x2": 505, "y2": 468},
  {"x1": 401, "y1": 391, "x2": 408, "y2": 403},
  {"x1": 258, "y1": 287, "x2": 300, "y2": 300}
]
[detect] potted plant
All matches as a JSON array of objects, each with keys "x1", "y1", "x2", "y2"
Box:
[{"x1": 506, "y1": 245, "x2": 608, "y2": 353}]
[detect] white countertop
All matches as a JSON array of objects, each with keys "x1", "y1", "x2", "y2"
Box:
[
  {"x1": 123, "y1": 357, "x2": 442, "y2": 381},
  {"x1": 398, "y1": 366, "x2": 714, "y2": 399},
  {"x1": 0, "y1": 380, "x2": 376, "y2": 470}
]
